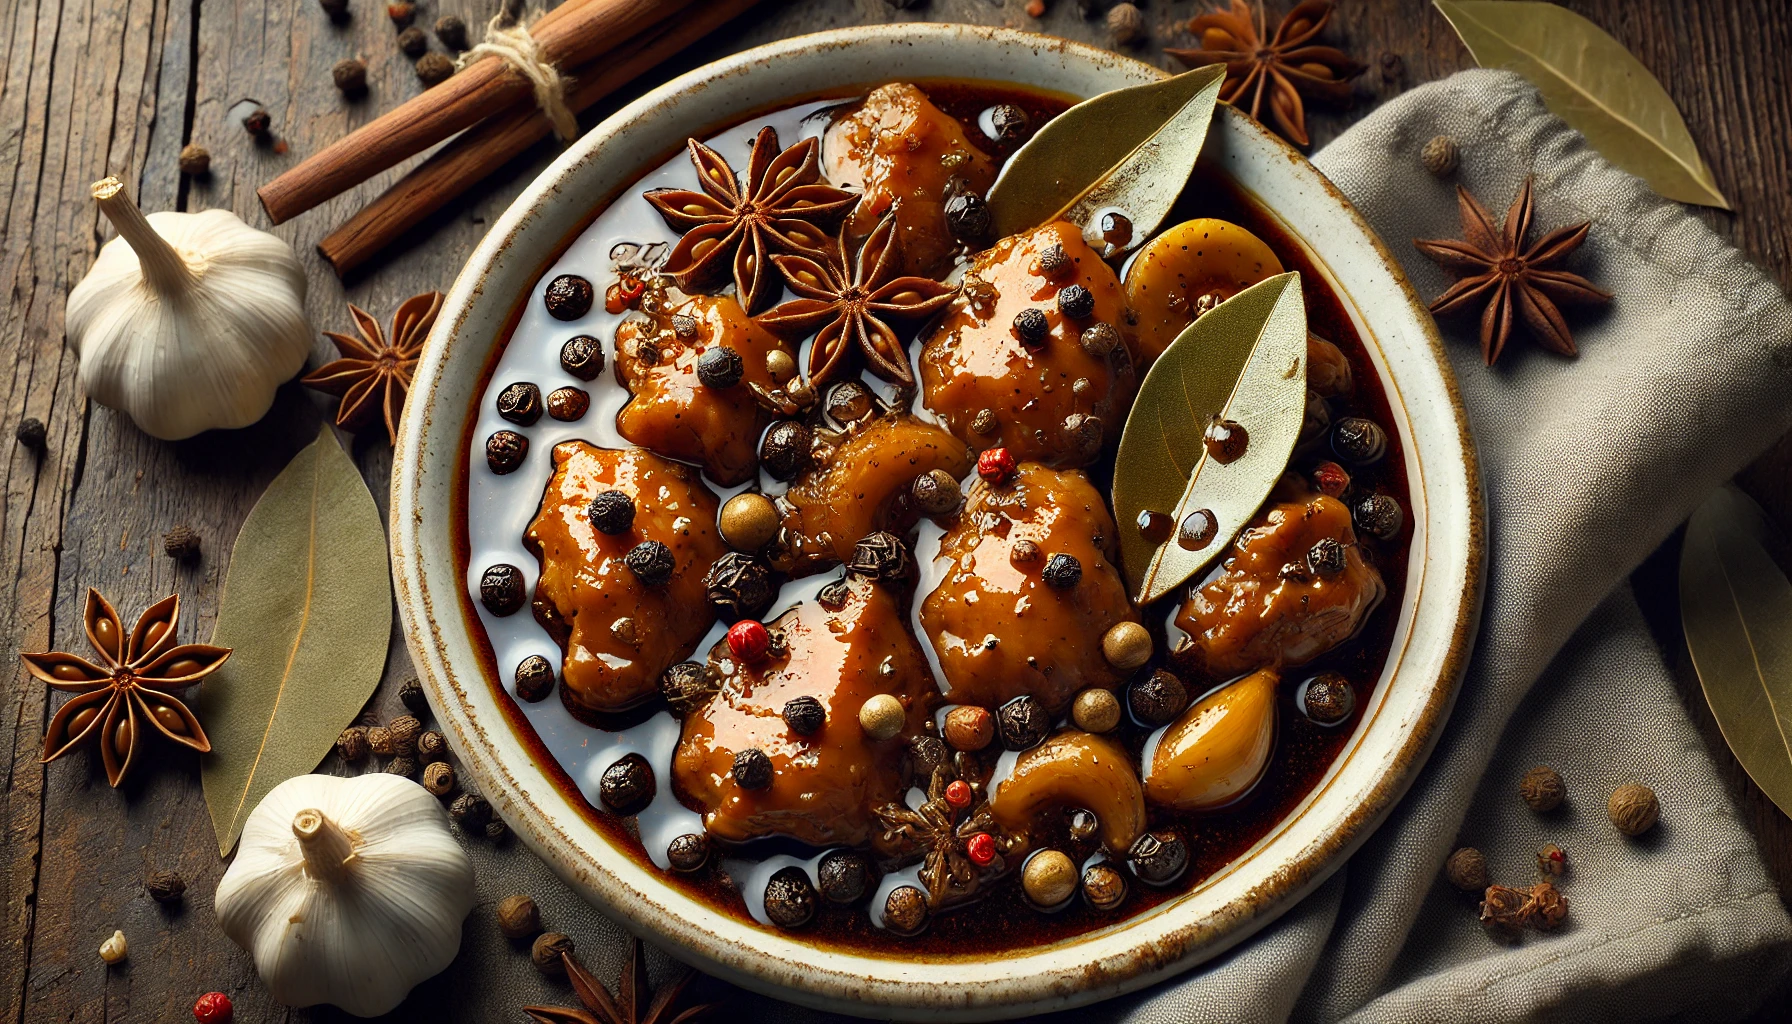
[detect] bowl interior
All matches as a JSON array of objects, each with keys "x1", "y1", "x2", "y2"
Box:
[{"x1": 392, "y1": 24, "x2": 1481, "y2": 1022}]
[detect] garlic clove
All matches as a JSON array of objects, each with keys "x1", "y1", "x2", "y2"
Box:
[
  {"x1": 1143, "y1": 667, "x2": 1279, "y2": 811},
  {"x1": 66, "y1": 179, "x2": 311, "y2": 440}
]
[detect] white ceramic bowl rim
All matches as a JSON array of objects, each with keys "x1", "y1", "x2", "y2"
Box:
[{"x1": 392, "y1": 23, "x2": 1484, "y2": 1021}]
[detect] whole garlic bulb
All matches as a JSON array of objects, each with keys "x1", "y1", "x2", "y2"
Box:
[
  {"x1": 216, "y1": 773, "x2": 476, "y2": 1017},
  {"x1": 65, "y1": 177, "x2": 310, "y2": 440}
]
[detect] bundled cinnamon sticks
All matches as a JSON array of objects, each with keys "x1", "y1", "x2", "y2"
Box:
[{"x1": 260, "y1": 0, "x2": 763, "y2": 275}]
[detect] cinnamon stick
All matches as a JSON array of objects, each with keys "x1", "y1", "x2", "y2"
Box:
[
  {"x1": 318, "y1": 0, "x2": 762, "y2": 276},
  {"x1": 259, "y1": 0, "x2": 693, "y2": 225}
]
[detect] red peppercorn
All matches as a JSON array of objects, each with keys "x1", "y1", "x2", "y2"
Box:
[
  {"x1": 945, "y1": 779, "x2": 973, "y2": 808},
  {"x1": 966, "y1": 832, "x2": 996, "y2": 866},
  {"x1": 193, "y1": 992, "x2": 234, "y2": 1024},
  {"x1": 1312, "y1": 460, "x2": 1351, "y2": 498},
  {"x1": 727, "y1": 620, "x2": 771, "y2": 664},
  {"x1": 977, "y1": 447, "x2": 1017, "y2": 483}
]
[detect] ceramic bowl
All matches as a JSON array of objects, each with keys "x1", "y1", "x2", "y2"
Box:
[{"x1": 392, "y1": 23, "x2": 1483, "y2": 1021}]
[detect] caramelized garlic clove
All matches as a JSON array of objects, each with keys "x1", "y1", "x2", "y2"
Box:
[
  {"x1": 1144, "y1": 668, "x2": 1279, "y2": 811},
  {"x1": 988, "y1": 729, "x2": 1145, "y2": 855}
]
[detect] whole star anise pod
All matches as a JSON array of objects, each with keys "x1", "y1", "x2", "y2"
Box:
[
  {"x1": 524, "y1": 935, "x2": 713, "y2": 1024},
  {"x1": 303, "y1": 291, "x2": 441, "y2": 445},
  {"x1": 1413, "y1": 176, "x2": 1611, "y2": 365},
  {"x1": 1167, "y1": 0, "x2": 1365, "y2": 147},
  {"x1": 872, "y1": 759, "x2": 1013, "y2": 909},
  {"x1": 756, "y1": 213, "x2": 957, "y2": 388},
  {"x1": 644, "y1": 126, "x2": 858, "y2": 313},
  {"x1": 22, "y1": 590, "x2": 230, "y2": 787}
]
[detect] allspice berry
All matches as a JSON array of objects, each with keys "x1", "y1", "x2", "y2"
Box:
[
  {"x1": 1106, "y1": 1, "x2": 1145, "y2": 44},
  {"x1": 400, "y1": 676, "x2": 430, "y2": 716},
  {"x1": 396, "y1": 24, "x2": 428, "y2": 57},
  {"x1": 422, "y1": 760, "x2": 456, "y2": 797},
  {"x1": 884, "y1": 884, "x2": 929, "y2": 935},
  {"x1": 1101, "y1": 621, "x2": 1152, "y2": 671},
  {"x1": 416, "y1": 51, "x2": 456, "y2": 87},
  {"x1": 1421, "y1": 135, "x2": 1459, "y2": 177},
  {"x1": 332, "y1": 57, "x2": 368, "y2": 96},
  {"x1": 667, "y1": 833, "x2": 710, "y2": 872},
  {"x1": 1444, "y1": 847, "x2": 1487, "y2": 892},
  {"x1": 1071, "y1": 688, "x2": 1121, "y2": 733},
  {"x1": 1608, "y1": 782, "x2": 1659, "y2": 836},
  {"x1": 451, "y1": 792, "x2": 492, "y2": 829},
  {"x1": 163, "y1": 525, "x2": 201, "y2": 560},
  {"x1": 1022, "y1": 850, "x2": 1077, "y2": 908},
  {"x1": 177, "y1": 143, "x2": 211, "y2": 177},
  {"x1": 366, "y1": 725, "x2": 395, "y2": 756},
  {"x1": 1129, "y1": 669, "x2": 1188, "y2": 727},
  {"x1": 496, "y1": 893, "x2": 542, "y2": 939},
  {"x1": 719, "y1": 492, "x2": 780, "y2": 552},
  {"x1": 531, "y1": 932, "x2": 574, "y2": 975},
  {"x1": 1519, "y1": 765, "x2": 1565, "y2": 812},
  {"x1": 817, "y1": 850, "x2": 871, "y2": 904},
  {"x1": 337, "y1": 725, "x2": 370, "y2": 762},
  {"x1": 944, "y1": 705, "x2": 994, "y2": 751},
  {"x1": 763, "y1": 866, "x2": 817, "y2": 929},
  {"x1": 144, "y1": 869, "x2": 186, "y2": 904},
  {"x1": 387, "y1": 713, "x2": 423, "y2": 754},
  {"x1": 435, "y1": 13, "x2": 469, "y2": 49},
  {"x1": 416, "y1": 729, "x2": 447, "y2": 760},
  {"x1": 859, "y1": 693, "x2": 905, "y2": 741}
]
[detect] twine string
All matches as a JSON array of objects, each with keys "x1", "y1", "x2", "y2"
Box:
[{"x1": 457, "y1": 4, "x2": 579, "y2": 141}]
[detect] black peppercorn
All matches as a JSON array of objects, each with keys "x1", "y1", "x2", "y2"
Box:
[
  {"x1": 705, "y1": 551, "x2": 775, "y2": 622},
  {"x1": 884, "y1": 884, "x2": 929, "y2": 934},
  {"x1": 434, "y1": 13, "x2": 468, "y2": 49},
  {"x1": 559, "y1": 335, "x2": 605, "y2": 380},
  {"x1": 1037, "y1": 243, "x2": 1071, "y2": 279},
  {"x1": 163, "y1": 525, "x2": 201, "y2": 560},
  {"x1": 144, "y1": 869, "x2": 186, "y2": 904},
  {"x1": 546, "y1": 386, "x2": 588, "y2": 421},
  {"x1": 484, "y1": 817, "x2": 510, "y2": 841},
  {"x1": 944, "y1": 190, "x2": 991, "y2": 242},
  {"x1": 486, "y1": 430, "x2": 527, "y2": 474},
  {"x1": 759, "y1": 420, "x2": 812, "y2": 481},
  {"x1": 415, "y1": 51, "x2": 455, "y2": 87},
  {"x1": 1057, "y1": 284, "x2": 1095, "y2": 321},
  {"x1": 480, "y1": 564, "x2": 526, "y2": 616},
  {"x1": 910, "y1": 734, "x2": 950, "y2": 780},
  {"x1": 817, "y1": 850, "x2": 871, "y2": 904},
  {"x1": 763, "y1": 866, "x2": 817, "y2": 929},
  {"x1": 998, "y1": 694, "x2": 1049, "y2": 750},
  {"x1": 15, "y1": 416, "x2": 46, "y2": 450},
  {"x1": 1041, "y1": 553, "x2": 1083, "y2": 589},
  {"x1": 598, "y1": 752, "x2": 656, "y2": 815},
  {"x1": 396, "y1": 24, "x2": 427, "y2": 56},
  {"x1": 667, "y1": 832, "x2": 710, "y2": 872},
  {"x1": 782, "y1": 694, "x2": 826, "y2": 735},
  {"x1": 496, "y1": 381, "x2": 542, "y2": 425},
  {"x1": 624, "y1": 540, "x2": 675, "y2": 586},
  {"x1": 586, "y1": 490, "x2": 636, "y2": 535},
  {"x1": 337, "y1": 726, "x2": 370, "y2": 762},
  {"x1": 697, "y1": 345, "x2": 745, "y2": 389},
  {"x1": 1129, "y1": 830, "x2": 1188, "y2": 886},
  {"x1": 824, "y1": 380, "x2": 875, "y2": 424},
  {"x1": 515, "y1": 654, "x2": 556, "y2": 702},
  {"x1": 848, "y1": 531, "x2": 913, "y2": 584},
  {"x1": 1332, "y1": 416, "x2": 1388, "y2": 465},
  {"x1": 386, "y1": 755, "x2": 419, "y2": 778},
  {"x1": 1301, "y1": 672, "x2": 1354, "y2": 725},
  {"x1": 399, "y1": 676, "x2": 429, "y2": 716},
  {"x1": 1307, "y1": 537, "x2": 1348, "y2": 576},
  {"x1": 1063, "y1": 413, "x2": 1103, "y2": 461},
  {"x1": 1080, "y1": 322, "x2": 1120, "y2": 357},
  {"x1": 911, "y1": 469, "x2": 962, "y2": 516},
  {"x1": 989, "y1": 103, "x2": 1030, "y2": 143},
  {"x1": 732, "y1": 747, "x2": 773, "y2": 790},
  {"x1": 1129, "y1": 669, "x2": 1188, "y2": 726},
  {"x1": 659, "y1": 661, "x2": 718, "y2": 717},
  {"x1": 450, "y1": 792, "x2": 492, "y2": 829},
  {"x1": 243, "y1": 107, "x2": 272, "y2": 137},
  {"x1": 1353, "y1": 493, "x2": 1404, "y2": 540},
  {"x1": 332, "y1": 57, "x2": 368, "y2": 96},
  {"x1": 531, "y1": 932, "x2": 573, "y2": 975},
  {"x1": 416, "y1": 729, "x2": 447, "y2": 760},
  {"x1": 543, "y1": 274, "x2": 594, "y2": 321},
  {"x1": 1013, "y1": 307, "x2": 1050, "y2": 348}
]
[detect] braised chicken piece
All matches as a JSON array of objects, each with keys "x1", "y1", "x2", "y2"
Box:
[
  {"x1": 672, "y1": 573, "x2": 936, "y2": 850},
  {"x1": 526, "y1": 442, "x2": 726, "y2": 714},
  {"x1": 918, "y1": 221, "x2": 1138, "y2": 467},
  {"x1": 775, "y1": 413, "x2": 972, "y2": 574},
  {"x1": 1123, "y1": 218, "x2": 1284, "y2": 364},
  {"x1": 920, "y1": 463, "x2": 1139, "y2": 715},
  {"x1": 823, "y1": 82, "x2": 997, "y2": 277},
  {"x1": 614, "y1": 287, "x2": 795, "y2": 486},
  {"x1": 1172, "y1": 482, "x2": 1385, "y2": 682}
]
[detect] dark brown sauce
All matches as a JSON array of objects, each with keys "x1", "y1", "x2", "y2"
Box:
[{"x1": 453, "y1": 80, "x2": 1413, "y2": 957}]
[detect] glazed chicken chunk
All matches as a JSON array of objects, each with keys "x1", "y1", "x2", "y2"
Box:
[
  {"x1": 823, "y1": 81, "x2": 997, "y2": 277},
  {"x1": 526, "y1": 442, "x2": 726, "y2": 714},
  {"x1": 614, "y1": 288, "x2": 795, "y2": 486},
  {"x1": 672, "y1": 573, "x2": 936, "y2": 850},
  {"x1": 920, "y1": 462, "x2": 1140, "y2": 715},
  {"x1": 919, "y1": 221, "x2": 1138, "y2": 467},
  {"x1": 1172, "y1": 482, "x2": 1385, "y2": 682}
]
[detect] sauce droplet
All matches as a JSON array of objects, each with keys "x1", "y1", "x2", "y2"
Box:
[
  {"x1": 1178, "y1": 509, "x2": 1218, "y2": 550},
  {"x1": 1203, "y1": 417, "x2": 1249, "y2": 464},
  {"x1": 1099, "y1": 210, "x2": 1133, "y2": 248},
  {"x1": 1135, "y1": 509, "x2": 1172, "y2": 543}
]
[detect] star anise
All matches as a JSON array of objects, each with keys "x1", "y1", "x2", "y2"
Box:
[
  {"x1": 303, "y1": 291, "x2": 441, "y2": 445},
  {"x1": 1167, "y1": 1, "x2": 1365, "y2": 147},
  {"x1": 644, "y1": 126, "x2": 858, "y2": 314},
  {"x1": 756, "y1": 213, "x2": 957, "y2": 388},
  {"x1": 524, "y1": 935, "x2": 713, "y2": 1024},
  {"x1": 22, "y1": 589, "x2": 230, "y2": 787},
  {"x1": 1413, "y1": 176, "x2": 1611, "y2": 365},
  {"x1": 872, "y1": 760, "x2": 1011, "y2": 909}
]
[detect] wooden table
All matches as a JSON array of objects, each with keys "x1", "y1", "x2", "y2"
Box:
[{"x1": 2, "y1": 0, "x2": 1787, "y2": 1019}]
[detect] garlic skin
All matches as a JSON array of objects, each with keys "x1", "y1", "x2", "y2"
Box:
[
  {"x1": 216, "y1": 773, "x2": 475, "y2": 1017},
  {"x1": 66, "y1": 178, "x2": 310, "y2": 440}
]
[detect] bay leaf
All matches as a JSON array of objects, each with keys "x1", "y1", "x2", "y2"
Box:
[
  {"x1": 1679, "y1": 486, "x2": 1792, "y2": 819},
  {"x1": 1434, "y1": 0, "x2": 1730, "y2": 209},
  {"x1": 987, "y1": 64, "x2": 1227, "y2": 246},
  {"x1": 1112, "y1": 271, "x2": 1308, "y2": 604},
  {"x1": 201, "y1": 425, "x2": 393, "y2": 856}
]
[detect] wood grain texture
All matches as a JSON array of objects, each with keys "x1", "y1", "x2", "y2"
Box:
[{"x1": 0, "y1": 0, "x2": 1786, "y2": 1020}]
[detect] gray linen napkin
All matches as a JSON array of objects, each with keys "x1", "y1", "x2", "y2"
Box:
[{"x1": 392, "y1": 69, "x2": 1792, "y2": 1023}]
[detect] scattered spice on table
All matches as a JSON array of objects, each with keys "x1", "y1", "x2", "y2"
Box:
[
  {"x1": 163, "y1": 524, "x2": 201, "y2": 560},
  {"x1": 1166, "y1": 0, "x2": 1365, "y2": 147},
  {"x1": 1413, "y1": 176, "x2": 1612, "y2": 365},
  {"x1": 523, "y1": 935, "x2": 714, "y2": 1024},
  {"x1": 1518, "y1": 764, "x2": 1565, "y2": 812},
  {"x1": 15, "y1": 416, "x2": 46, "y2": 450},
  {"x1": 303, "y1": 291, "x2": 440, "y2": 445},
  {"x1": 1608, "y1": 782, "x2": 1660, "y2": 836}
]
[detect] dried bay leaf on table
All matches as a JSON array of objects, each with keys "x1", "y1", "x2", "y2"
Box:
[
  {"x1": 1434, "y1": 0, "x2": 1731, "y2": 209},
  {"x1": 1680, "y1": 486, "x2": 1792, "y2": 820},
  {"x1": 987, "y1": 64, "x2": 1227, "y2": 246},
  {"x1": 1112, "y1": 272, "x2": 1308, "y2": 605},
  {"x1": 201, "y1": 425, "x2": 393, "y2": 856}
]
